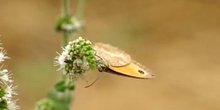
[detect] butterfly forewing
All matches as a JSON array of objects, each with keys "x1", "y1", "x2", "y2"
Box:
[{"x1": 94, "y1": 43, "x2": 131, "y2": 66}]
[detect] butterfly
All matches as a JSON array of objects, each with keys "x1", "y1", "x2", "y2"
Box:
[{"x1": 94, "y1": 43, "x2": 154, "y2": 79}]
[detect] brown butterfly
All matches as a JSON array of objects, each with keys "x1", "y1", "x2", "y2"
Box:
[{"x1": 94, "y1": 43, "x2": 154, "y2": 79}]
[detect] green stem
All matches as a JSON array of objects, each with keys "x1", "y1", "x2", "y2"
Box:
[
  {"x1": 63, "y1": 32, "x2": 68, "y2": 46},
  {"x1": 62, "y1": 0, "x2": 70, "y2": 17},
  {"x1": 75, "y1": 0, "x2": 88, "y2": 20},
  {"x1": 62, "y1": 0, "x2": 70, "y2": 46}
]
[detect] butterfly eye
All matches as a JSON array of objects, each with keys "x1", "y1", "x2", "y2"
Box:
[{"x1": 138, "y1": 70, "x2": 145, "y2": 74}]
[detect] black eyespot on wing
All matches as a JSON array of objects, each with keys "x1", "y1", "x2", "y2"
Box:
[{"x1": 138, "y1": 70, "x2": 145, "y2": 74}]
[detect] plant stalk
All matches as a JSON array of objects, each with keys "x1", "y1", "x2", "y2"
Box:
[
  {"x1": 62, "y1": 0, "x2": 70, "y2": 17},
  {"x1": 62, "y1": 0, "x2": 70, "y2": 46},
  {"x1": 75, "y1": 0, "x2": 88, "y2": 20}
]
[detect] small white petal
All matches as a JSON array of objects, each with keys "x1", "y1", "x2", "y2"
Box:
[
  {"x1": 7, "y1": 100, "x2": 20, "y2": 110},
  {"x1": 65, "y1": 44, "x2": 70, "y2": 48},
  {"x1": 85, "y1": 40, "x2": 91, "y2": 44},
  {"x1": 74, "y1": 59, "x2": 82, "y2": 66},
  {"x1": 74, "y1": 21, "x2": 81, "y2": 28},
  {"x1": 81, "y1": 62, "x2": 89, "y2": 70},
  {"x1": 0, "y1": 49, "x2": 10, "y2": 63},
  {"x1": 61, "y1": 23, "x2": 75, "y2": 31},
  {"x1": 78, "y1": 37, "x2": 82, "y2": 40},
  {"x1": 0, "y1": 69, "x2": 13, "y2": 84},
  {"x1": 2, "y1": 69, "x2": 8, "y2": 73}
]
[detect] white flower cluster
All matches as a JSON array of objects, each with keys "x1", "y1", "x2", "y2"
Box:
[
  {"x1": 61, "y1": 17, "x2": 82, "y2": 32},
  {"x1": 0, "y1": 43, "x2": 19, "y2": 110},
  {"x1": 55, "y1": 37, "x2": 96, "y2": 80}
]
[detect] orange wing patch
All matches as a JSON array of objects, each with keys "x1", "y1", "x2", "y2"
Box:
[{"x1": 109, "y1": 61, "x2": 154, "y2": 79}]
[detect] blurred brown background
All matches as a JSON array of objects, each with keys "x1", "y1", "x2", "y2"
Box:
[{"x1": 0, "y1": 0, "x2": 220, "y2": 110}]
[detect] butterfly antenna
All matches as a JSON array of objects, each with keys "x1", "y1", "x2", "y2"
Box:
[{"x1": 84, "y1": 73, "x2": 103, "y2": 88}]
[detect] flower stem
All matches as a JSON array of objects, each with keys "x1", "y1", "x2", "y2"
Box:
[
  {"x1": 62, "y1": 0, "x2": 70, "y2": 46},
  {"x1": 63, "y1": 32, "x2": 68, "y2": 46},
  {"x1": 62, "y1": 0, "x2": 70, "y2": 17},
  {"x1": 75, "y1": 0, "x2": 88, "y2": 20},
  {"x1": 35, "y1": 0, "x2": 89, "y2": 109}
]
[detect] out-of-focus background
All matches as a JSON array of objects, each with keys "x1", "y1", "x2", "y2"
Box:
[{"x1": 1, "y1": 0, "x2": 220, "y2": 110}]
